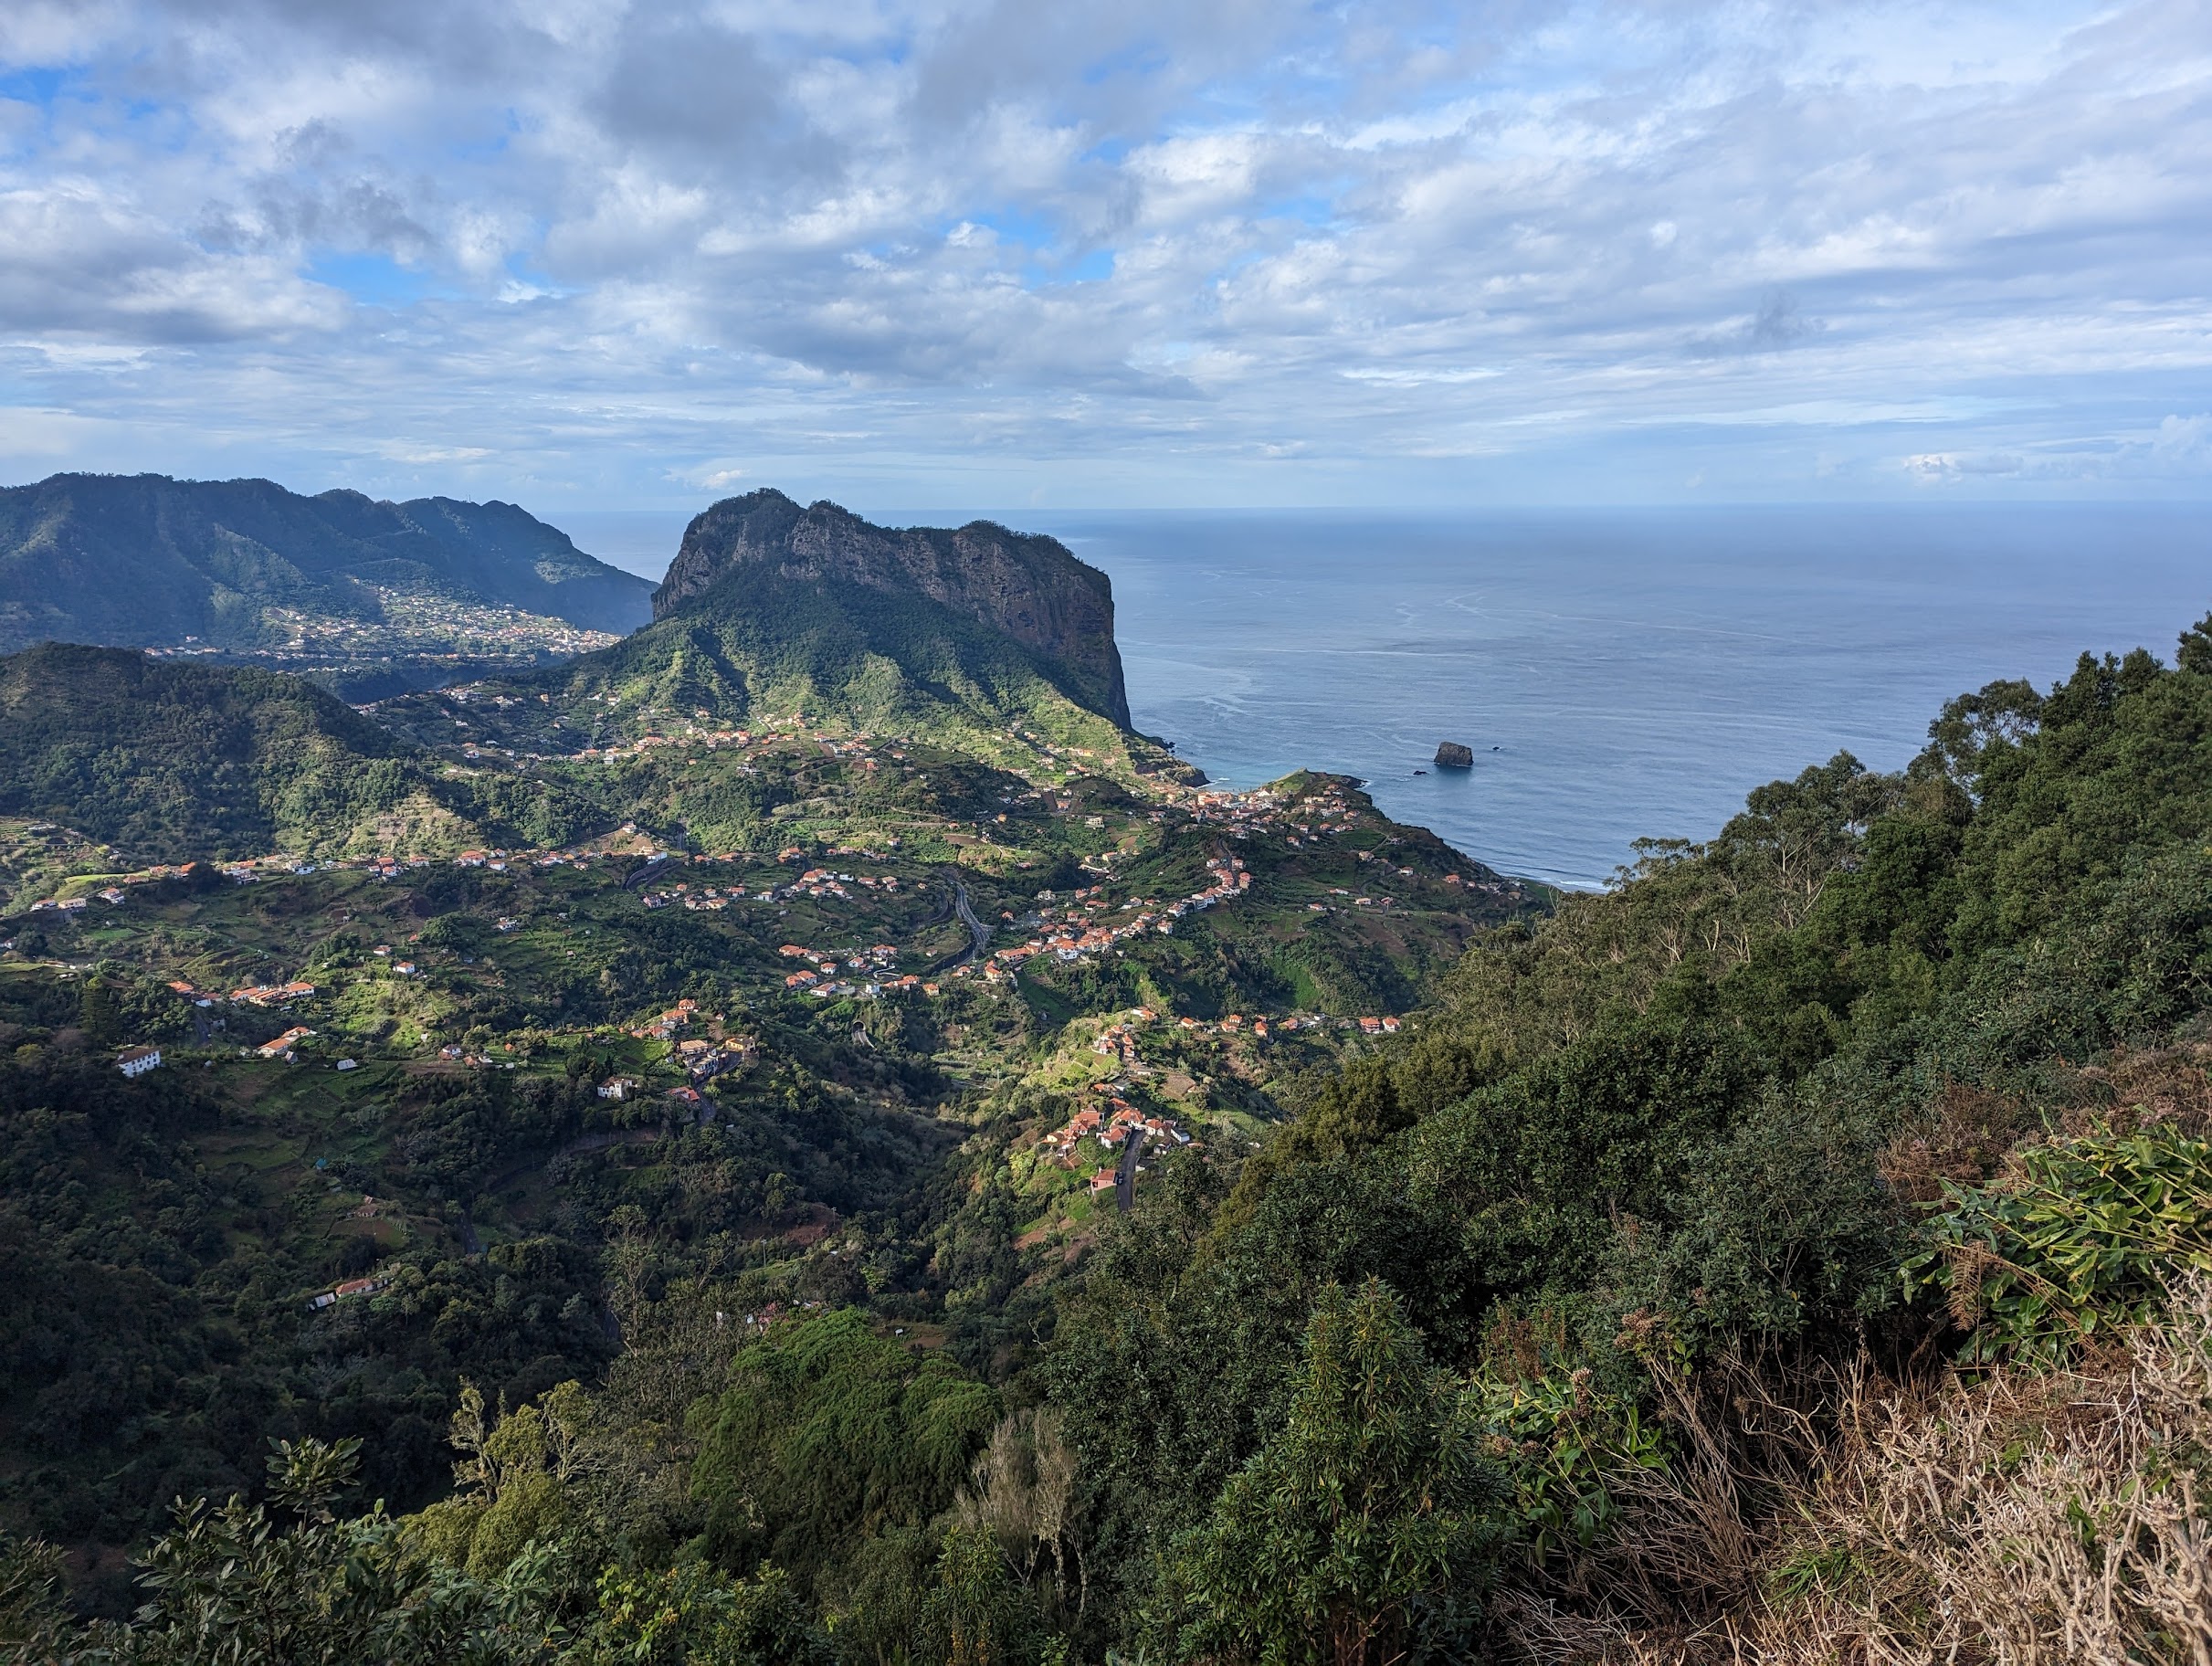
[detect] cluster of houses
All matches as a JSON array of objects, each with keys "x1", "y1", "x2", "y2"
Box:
[
  {"x1": 631, "y1": 998, "x2": 703, "y2": 1040},
  {"x1": 619, "y1": 999, "x2": 759, "y2": 1082},
  {"x1": 1082, "y1": 996, "x2": 1398, "y2": 1077},
  {"x1": 674, "y1": 1034, "x2": 759, "y2": 1083},
  {"x1": 1039, "y1": 1090, "x2": 1190, "y2": 1168},
  {"x1": 988, "y1": 859, "x2": 1250, "y2": 977},
  {"x1": 1090, "y1": 1009, "x2": 1156, "y2": 1064},
  {"x1": 778, "y1": 941, "x2": 937, "y2": 1001},
  {"x1": 255, "y1": 1026, "x2": 316, "y2": 1060},
  {"x1": 1189, "y1": 783, "x2": 1366, "y2": 846},
  {"x1": 567, "y1": 720, "x2": 918, "y2": 775},
  {"x1": 572, "y1": 723, "x2": 748, "y2": 762},
  {"x1": 1302, "y1": 888, "x2": 1403, "y2": 913},
  {"x1": 437, "y1": 1043, "x2": 515, "y2": 1067},
  {"x1": 636, "y1": 855, "x2": 907, "y2": 913},
  {"x1": 228, "y1": 979, "x2": 317, "y2": 1007}
]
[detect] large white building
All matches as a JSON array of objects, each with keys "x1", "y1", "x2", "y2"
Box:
[{"x1": 117, "y1": 1045, "x2": 162, "y2": 1078}]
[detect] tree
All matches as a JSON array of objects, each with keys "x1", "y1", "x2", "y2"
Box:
[
  {"x1": 408, "y1": 1379, "x2": 590, "y2": 1580},
  {"x1": 0, "y1": 1527, "x2": 67, "y2": 1656},
  {"x1": 690, "y1": 1309, "x2": 1000, "y2": 1593},
  {"x1": 1161, "y1": 1280, "x2": 1505, "y2": 1666},
  {"x1": 94, "y1": 1435, "x2": 561, "y2": 1664},
  {"x1": 922, "y1": 1526, "x2": 1039, "y2": 1666}
]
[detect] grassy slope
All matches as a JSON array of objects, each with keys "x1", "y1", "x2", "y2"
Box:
[{"x1": 541, "y1": 567, "x2": 1185, "y2": 783}]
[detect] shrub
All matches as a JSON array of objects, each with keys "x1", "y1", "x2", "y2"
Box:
[{"x1": 1908, "y1": 1126, "x2": 2212, "y2": 1365}]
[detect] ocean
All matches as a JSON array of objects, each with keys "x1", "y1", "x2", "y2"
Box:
[{"x1": 566, "y1": 504, "x2": 2212, "y2": 891}]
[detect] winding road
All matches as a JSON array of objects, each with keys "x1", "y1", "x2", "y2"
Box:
[{"x1": 927, "y1": 869, "x2": 994, "y2": 972}]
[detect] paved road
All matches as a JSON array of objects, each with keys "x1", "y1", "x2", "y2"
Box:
[
  {"x1": 623, "y1": 854, "x2": 677, "y2": 891},
  {"x1": 951, "y1": 877, "x2": 991, "y2": 960},
  {"x1": 927, "y1": 870, "x2": 994, "y2": 972}
]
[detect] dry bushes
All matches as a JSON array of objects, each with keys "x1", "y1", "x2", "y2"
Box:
[
  {"x1": 1878, "y1": 1081, "x2": 2031, "y2": 1206},
  {"x1": 1879, "y1": 1045, "x2": 2212, "y2": 1211},
  {"x1": 1491, "y1": 1281, "x2": 2212, "y2": 1665},
  {"x1": 2066, "y1": 1044, "x2": 2212, "y2": 1139},
  {"x1": 1760, "y1": 1276, "x2": 2212, "y2": 1665}
]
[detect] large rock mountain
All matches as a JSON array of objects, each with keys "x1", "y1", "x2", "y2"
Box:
[
  {"x1": 0, "y1": 473, "x2": 655, "y2": 652},
  {"x1": 654, "y1": 490, "x2": 1131, "y2": 727}
]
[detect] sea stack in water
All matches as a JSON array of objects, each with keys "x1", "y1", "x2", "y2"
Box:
[{"x1": 1434, "y1": 741, "x2": 1474, "y2": 768}]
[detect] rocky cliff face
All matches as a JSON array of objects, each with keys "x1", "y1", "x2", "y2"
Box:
[{"x1": 654, "y1": 490, "x2": 1132, "y2": 726}]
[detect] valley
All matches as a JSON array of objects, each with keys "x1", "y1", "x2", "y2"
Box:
[
  {"x1": 5, "y1": 490, "x2": 2211, "y2": 1666},
  {"x1": 0, "y1": 562, "x2": 1540, "y2": 1602}
]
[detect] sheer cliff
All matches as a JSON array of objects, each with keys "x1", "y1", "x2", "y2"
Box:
[{"x1": 652, "y1": 490, "x2": 1131, "y2": 727}]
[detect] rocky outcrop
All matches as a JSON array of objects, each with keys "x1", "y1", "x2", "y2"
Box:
[
  {"x1": 654, "y1": 490, "x2": 1131, "y2": 726},
  {"x1": 1435, "y1": 742, "x2": 1474, "y2": 768}
]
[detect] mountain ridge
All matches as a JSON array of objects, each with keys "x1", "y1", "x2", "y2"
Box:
[{"x1": 0, "y1": 472, "x2": 655, "y2": 653}]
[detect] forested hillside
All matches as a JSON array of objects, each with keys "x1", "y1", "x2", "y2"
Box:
[
  {"x1": 0, "y1": 644, "x2": 599, "y2": 862},
  {"x1": 8, "y1": 620, "x2": 2212, "y2": 1663},
  {"x1": 0, "y1": 472, "x2": 654, "y2": 653}
]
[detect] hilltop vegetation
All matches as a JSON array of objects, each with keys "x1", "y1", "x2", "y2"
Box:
[
  {"x1": 555, "y1": 565, "x2": 1172, "y2": 787},
  {"x1": 0, "y1": 660, "x2": 1532, "y2": 1625},
  {"x1": 655, "y1": 490, "x2": 1132, "y2": 728}
]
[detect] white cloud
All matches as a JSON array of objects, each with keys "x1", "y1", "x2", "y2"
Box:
[
  {"x1": 2151, "y1": 412, "x2": 2212, "y2": 467},
  {"x1": 1905, "y1": 451, "x2": 2026, "y2": 480},
  {"x1": 1341, "y1": 367, "x2": 1501, "y2": 385},
  {"x1": 0, "y1": 0, "x2": 2204, "y2": 506}
]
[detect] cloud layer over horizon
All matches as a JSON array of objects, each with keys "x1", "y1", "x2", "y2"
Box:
[{"x1": 3, "y1": 0, "x2": 2210, "y2": 512}]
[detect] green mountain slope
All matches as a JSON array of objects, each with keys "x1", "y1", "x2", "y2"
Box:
[
  {"x1": 0, "y1": 473, "x2": 654, "y2": 652},
  {"x1": 537, "y1": 494, "x2": 1189, "y2": 782},
  {"x1": 16, "y1": 608, "x2": 2212, "y2": 1662},
  {"x1": 650, "y1": 490, "x2": 1132, "y2": 726},
  {"x1": 0, "y1": 644, "x2": 595, "y2": 862}
]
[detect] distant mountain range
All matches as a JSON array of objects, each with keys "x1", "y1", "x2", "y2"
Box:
[{"x1": 0, "y1": 473, "x2": 656, "y2": 655}]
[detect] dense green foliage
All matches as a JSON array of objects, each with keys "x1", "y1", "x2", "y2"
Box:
[
  {"x1": 692, "y1": 1311, "x2": 1001, "y2": 1594},
  {"x1": 1909, "y1": 1125, "x2": 2212, "y2": 1365},
  {"x1": 0, "y1": 643, "x2": 610, "y2": 861},
  {"x1": 1158, "y1": 1280, "x2": 1504, "y2": 1666},
  {"x1": 16, "y1": 608, "x2": 2212, "y2": 1661},
  {"x1": 1041, "y1": 619, "x2": 2212, "y2": 1650},
  {"x1": 0, "y1": 1044, "x2": 621, "y2": 1570}
]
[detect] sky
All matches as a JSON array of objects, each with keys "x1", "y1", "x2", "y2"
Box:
[{"x1": 2, "y1": 0, "x2": 2210, "y2": 512}]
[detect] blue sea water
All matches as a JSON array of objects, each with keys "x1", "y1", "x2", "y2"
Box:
[
  {"x1": 567, "y1": 502, "x2": 2212, "y2": 891},
  {"x1": 1026, "y1": 506, "x2": 2212, "y2": 890}
]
